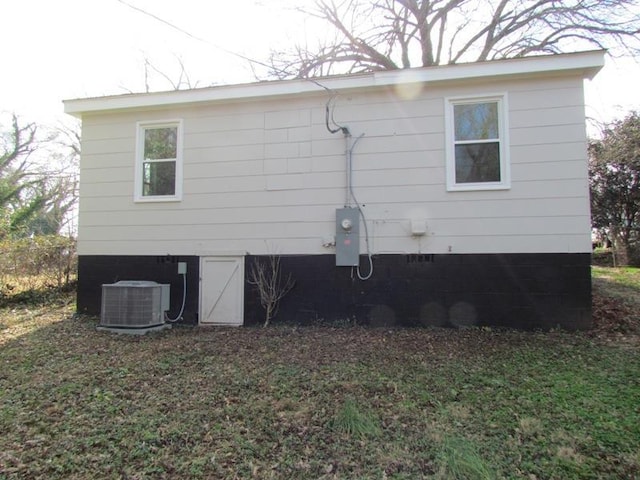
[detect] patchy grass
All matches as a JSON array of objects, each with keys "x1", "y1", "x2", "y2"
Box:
[
  {"x1": 592, "y1": 266, "x2": 640, "y2": 296},
  {"x1": 1, "y1": 273, "x2": 639, "y2": 479},
  {"x1": 592, "y1": 266, "x2": 640, "y2": 338},
  {"x1": 436, "y1": 436, "x2": 496, "y2": 480},
  {"x1": 331, "y1": 397, "x2": 381, "y2": 439}
]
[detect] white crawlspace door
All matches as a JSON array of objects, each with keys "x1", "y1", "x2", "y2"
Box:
[{"x1": 199, "y1": 256, "x2": 244, "y2": 326}]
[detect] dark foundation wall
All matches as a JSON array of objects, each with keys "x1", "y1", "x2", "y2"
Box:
[
  {"x1": 244, "y1": 253, "x2": 592, "y2": 330},
  {"x1": 78, "y1": 253, "x2": 591, "y2": 330},
  {"x1": 77, "y1": 255, "x2": 200, "y2": 324}
]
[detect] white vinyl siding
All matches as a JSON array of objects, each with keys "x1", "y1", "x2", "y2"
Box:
[
  {"x1": 134, "y1": 120, "x2": 183, "y2": 202},
  {"x1": 77, "y1": 75, "x2": 591, "y2": 256}
]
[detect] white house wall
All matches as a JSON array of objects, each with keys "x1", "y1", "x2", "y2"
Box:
[{"x1": 77, "y1": 75, "x2": 591, "y2": 257}]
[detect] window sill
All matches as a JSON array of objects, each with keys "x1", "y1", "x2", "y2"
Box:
[
  {"x1": 446, "y1": 182, "x2": 510, "y2": 192},
  {"x1": 134, "y1": 195, "x2": 182, "y2": 203}
]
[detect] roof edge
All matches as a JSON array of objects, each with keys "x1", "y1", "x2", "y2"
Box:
[{"x1": 64, "y1": 50, "x2": 605, "y2": 117}]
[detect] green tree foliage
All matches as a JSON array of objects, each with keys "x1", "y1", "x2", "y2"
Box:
[
  {"x1": 270, "y1": 0, "x2": 640, "y2": 77},
  {"x1": 589, "y1": 111, "x2": 640, "y2": 266},
  {"x1": 0, "y1": 113, "x2": 78, "y2": 237}
]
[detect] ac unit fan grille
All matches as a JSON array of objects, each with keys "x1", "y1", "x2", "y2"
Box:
[{"x1": 100, "y1": 281, "x2": 167, "y2": 328}]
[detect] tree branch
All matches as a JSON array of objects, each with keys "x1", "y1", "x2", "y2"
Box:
[{"x1": 269, "y1": 0, "x2": 640, "y2": 77}]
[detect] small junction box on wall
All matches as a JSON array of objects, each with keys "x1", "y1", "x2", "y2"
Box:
[{"x1": 336, "y1": 207, "x2": 360, "y2": 266}]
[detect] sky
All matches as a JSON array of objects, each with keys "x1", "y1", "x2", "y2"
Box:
[{"x1": 1, "y1": 0, "x2": 639, "y2": 132}]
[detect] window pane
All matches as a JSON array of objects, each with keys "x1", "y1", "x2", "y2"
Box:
[
  {"x1": 455, "y1": 143, "x2": 501, "y2": 183},
  {"x1": 454, "y1": 103, "x2": 499, "y2": 141},
  {"x1": 143, "y1": 161, "x2": 176, "y2": 196},
  {"x1": 144, "y1": 127, "x2": 177, "y2": 160}
]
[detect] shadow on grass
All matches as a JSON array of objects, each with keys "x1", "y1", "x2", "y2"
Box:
[
  {"x1": 593, "y1": 276, "x2": 640, "y2": 308},
  {"x1": 0, "y1": 282, "x2": 77, "y2": 308}
]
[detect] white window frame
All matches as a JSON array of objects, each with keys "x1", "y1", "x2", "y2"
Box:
[
  {"x1": 134, "y1": 119, "x2": 184, "y2": 202},
  {"x1": 445, "y1": 94, "x2": 510, "y2": 191}
]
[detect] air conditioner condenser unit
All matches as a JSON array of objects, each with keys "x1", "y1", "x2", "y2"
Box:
[{"x1": 100, "y1": 281, "x2": 170, "y2": 328}]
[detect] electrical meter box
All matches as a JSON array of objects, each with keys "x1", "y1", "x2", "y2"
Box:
[{"x1": 336, "y1": 207, "x2": 360, "y2": 266}]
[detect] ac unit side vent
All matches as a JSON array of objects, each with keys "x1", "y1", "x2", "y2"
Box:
[{"x1": 100, "y1": 281, "x2": 170, "y2": 328}]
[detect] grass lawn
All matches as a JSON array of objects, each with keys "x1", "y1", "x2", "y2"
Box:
[{"x1": 0, "y1": 269, "x2": 639, "y2": 479}]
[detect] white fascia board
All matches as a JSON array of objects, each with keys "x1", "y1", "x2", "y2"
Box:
[
  {"x1": 64, "y1": 50, "x2": 605, "y2": 117},
  {"x1": 373, "y1": 49, "x2": 605, "y2": 85}
]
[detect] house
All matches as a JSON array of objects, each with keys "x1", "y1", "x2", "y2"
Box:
[{"x1": 64, "y1": 50, "x2": 604, "y2": 330}]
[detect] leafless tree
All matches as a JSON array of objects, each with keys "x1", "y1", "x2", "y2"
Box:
[
  {"x1": 248, "y1": 255, "x2": 295, "y2": 327},
  {"x1": 143, "y1": 55, "x2": 200, "y2": 92},
  {"x1": 119, "y1": 54, "x2": 202, "y2": 94},
  {"x1": 268, "y1": 0, "x2": 640, "y2": 78}
]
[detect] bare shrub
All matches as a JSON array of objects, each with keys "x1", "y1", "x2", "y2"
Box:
[
  {"x1": 0, "y1": 235, "x2": 76, "y2": 299},
  {"x1": 248, "y1": 255, "x2": 295, "y2": 327}
]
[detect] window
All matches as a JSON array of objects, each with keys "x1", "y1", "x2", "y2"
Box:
[
  {"x1": 445, "y1": 96, "x2": 509, "y2": 191},
  {"x1": 135, "y1": 120, "x2": 183, "y2": 201}
]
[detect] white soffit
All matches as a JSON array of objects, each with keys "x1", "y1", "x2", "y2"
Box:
[{"x1": 64, "y1": 50, "x2": 605, "y2": 117}]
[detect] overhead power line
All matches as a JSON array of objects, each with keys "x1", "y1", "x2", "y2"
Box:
[{"x1": 114, "y1": 0, "x2": 332, "y2": 92}]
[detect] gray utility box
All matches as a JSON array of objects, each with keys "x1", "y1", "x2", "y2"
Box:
[{"x1": 336, "y1": 207, "x2": 360, "y2": 266}]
